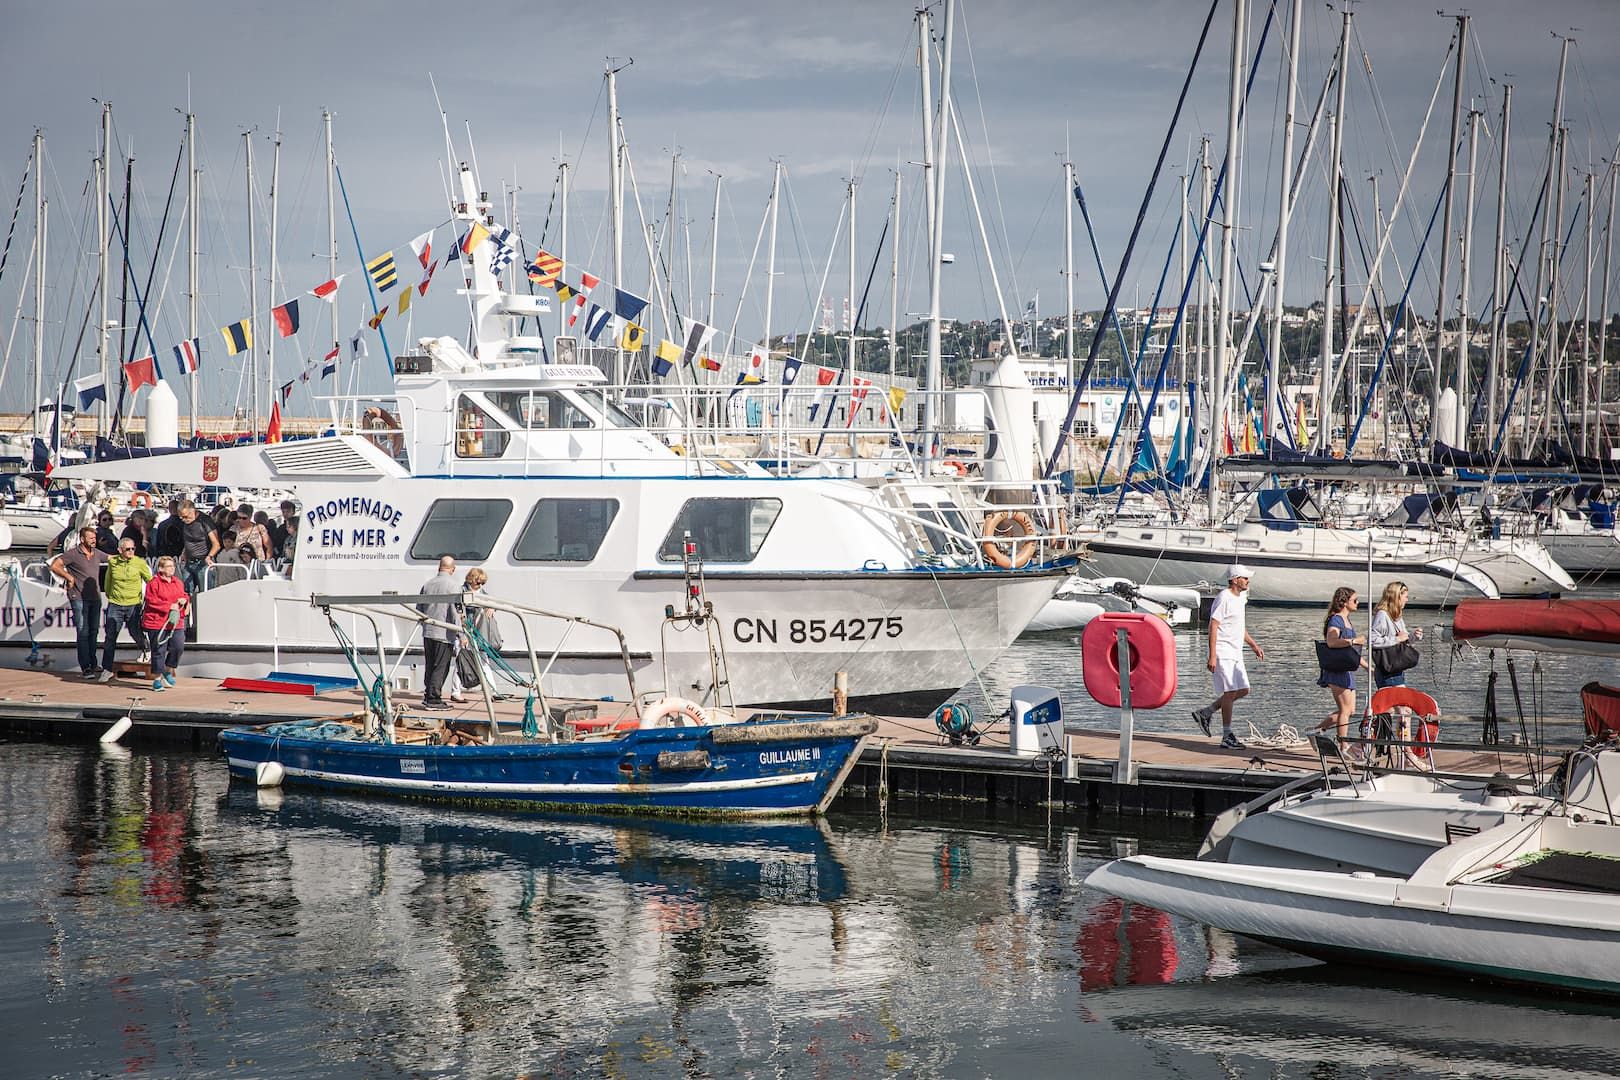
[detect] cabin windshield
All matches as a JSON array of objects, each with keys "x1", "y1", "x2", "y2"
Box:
[{"x1": 484, "y1": 389, "x2": 638, "y2": 431}]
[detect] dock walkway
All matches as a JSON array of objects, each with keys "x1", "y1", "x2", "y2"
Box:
[{"x1": 0, "y1": 667, "x2": 1558, "y2": 819}]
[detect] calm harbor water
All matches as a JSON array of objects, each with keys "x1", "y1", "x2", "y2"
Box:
[{"x1": 4, "y1": 741, "x2": 1620, "y2": 1077}]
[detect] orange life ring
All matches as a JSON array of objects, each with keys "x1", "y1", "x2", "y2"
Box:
[
  {"x1": 130, "y1": 492, "x2": 153, "y2": 510},
  {"x1": 981, "y1": 511, "x2": 1038, "y2": 569},
  {"x1": 1081, "y1": 612, "x2": 1178, "y2": 709},
  {"x1": 638, "y1": 696, "x2": 710, "y2": 730},
  {"x1": 941, "y1": 459, "x2": 968, "y2": 477}
]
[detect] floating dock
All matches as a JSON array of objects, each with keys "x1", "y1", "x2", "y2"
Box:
[{"x1": 0, "y1": 667, "x2": 1558, "y2": 819}]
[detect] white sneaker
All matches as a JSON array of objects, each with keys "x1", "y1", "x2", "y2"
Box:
[
  {"x1": 449, "y1": 693, "x2": 468, "y2": 704},
  {"x1": 96, "y1": 669, "x2": 114, "y2": 683}
]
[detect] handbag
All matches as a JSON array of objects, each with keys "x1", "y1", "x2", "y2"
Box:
[
  {"x1": 1374, "y1": 640, "x2": 1420, "y2": 675},
  {"x1": 454, "y1": 647, "x2": 482, "y2": 688},
  {"x1": 1315, "y1": 639, "x2": 1361, "y2": 673}
]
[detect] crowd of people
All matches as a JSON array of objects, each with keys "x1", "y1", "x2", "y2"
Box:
[
  {"x1": 1190, "y1": 565, "x2": 1426, "y2": 758},
  {"x1": 46, "y1": 496, "x2": 302, "y2": 687}
]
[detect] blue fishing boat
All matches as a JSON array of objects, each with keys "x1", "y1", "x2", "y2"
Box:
[
  {"x1": 220, "y1": 713, "x2": 873, "y2": 817},
  {"x1": 219, "y1": 554, "x2": 875, "y2": 817}
]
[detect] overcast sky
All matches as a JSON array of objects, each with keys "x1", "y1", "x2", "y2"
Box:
[{"x1": 2, "y1": 0, "x2": 1619, "y2": 415}]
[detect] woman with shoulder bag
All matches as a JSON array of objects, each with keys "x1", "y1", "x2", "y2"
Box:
[
  {"x1": 1315, "y1": 586, "x2": 1366, "y2": 750},
  {"x1": 1369, "y1": 581, "x2": 1422, "y2": 689}
]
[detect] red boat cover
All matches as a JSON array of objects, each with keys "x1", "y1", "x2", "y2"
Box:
[{"x1": 1452, "y1": 599, "x2": 1620, "y2": 650}]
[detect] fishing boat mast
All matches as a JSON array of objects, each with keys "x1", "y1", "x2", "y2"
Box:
[
  {"x1": 557, "y1": 157, "x2": 569, "y2": 343},
  {"x1": 32, "y1": 129, "x2": 44, "y2": 442}
]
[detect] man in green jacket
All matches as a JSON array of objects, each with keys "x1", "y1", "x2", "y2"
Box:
[{"x1": 99, "y1": 538, "x2": 152, "y2": 681}]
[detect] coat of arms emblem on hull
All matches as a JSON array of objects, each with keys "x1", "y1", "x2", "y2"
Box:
[{"x1": 202, "y1": 455, "x2": 219, "y2": 482}]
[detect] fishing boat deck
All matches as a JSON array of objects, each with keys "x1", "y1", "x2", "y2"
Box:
[{"x1": 0, "y1": 665, "x2": 1564, "y2": 818}]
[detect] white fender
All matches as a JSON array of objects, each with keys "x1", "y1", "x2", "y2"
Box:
[{"x1": 255, "y1": 761, "x2": 286, "y2": 788}]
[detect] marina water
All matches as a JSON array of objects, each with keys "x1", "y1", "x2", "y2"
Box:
[{"x1": 5, "y1": 739, "x2": 1620, "y2": 1076}]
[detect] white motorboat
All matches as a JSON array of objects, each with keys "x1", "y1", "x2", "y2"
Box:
[
  {"x1": 25, "y1": 165, "x2": 1068, "y2": 716},
  {"x1": 1024, "y1": 575, "x2": 1197, "y2": 633},
  {"x1": 1088, "y1": 811, "x2": 1620, "y2": 997},
  {"x1": 1197, "y1": 598, "x2": 1620, "y2": 876}
]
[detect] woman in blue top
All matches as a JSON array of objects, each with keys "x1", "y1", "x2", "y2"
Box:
[{"x1": 1317, "y1": 586, "x2": 1365, "y2": 746}]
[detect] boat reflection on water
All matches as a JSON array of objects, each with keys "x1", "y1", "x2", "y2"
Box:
[
  {"x1": 218, "y1": 784, "x2": 851, "y2": 907},
  {"x1": 1086, "y1": 965, "x2": 1620, "y2": 1078}
]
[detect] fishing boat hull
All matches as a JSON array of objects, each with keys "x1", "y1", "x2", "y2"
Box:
[{"x1": 220, "y1": 714, "x2": 875, "y2": 817}]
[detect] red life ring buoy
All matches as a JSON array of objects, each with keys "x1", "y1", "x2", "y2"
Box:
[
  {"x1": 982, "y1": 511, "x2": 1038, "y2": 569},
  {"x1": 638, "y1": 696, "x2": 710, "y2": 730},
  {"x1": 130, "y1": 492, "x2": 153, "y2": 510},
  {"x1": 1081, "y1": 612, "x2": 1177, "y2": 709}
]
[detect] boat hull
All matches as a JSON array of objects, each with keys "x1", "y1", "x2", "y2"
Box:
[
  {"x1": 1083, "y1": 525, "x2": 1570, "y2": 606},
  {"x1": 1087, "y1": 855, "x2": 1620, "y2": 997},
  {"x1": 220, "y1": 715, "x2": 875, "y2": 817}
]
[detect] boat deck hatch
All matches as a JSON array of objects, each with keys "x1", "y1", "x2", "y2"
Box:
[{"x1": 1493, "y1": 852, "x2": 1620, "y2": 895}]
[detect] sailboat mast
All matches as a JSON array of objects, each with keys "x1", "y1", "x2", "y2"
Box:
[
  {"x1": 606, "y1": 60, "x2": 626, "y2": 392},
  {"x1": 1457, "y1": 106, "x2": 1480, "y2": 449},
  {"x1": 1487, "y1": 84, "x2": 1512, "y2": 445},
  {"x1": 708, "y1": 173, "x2": 721, "y2": 328},
  {"x1": 1318, "y1": 8, "x2": 1350, "y2": 453},
  {"x1": 1267, "y1": 0, "x2": 1301, "y2": 447},
  {"x1": 188, "y1": 110, "x2": 199, "y2": 437},
  {"x1": 1211, "y1": 0, "x2": 1246, "y2": 520},
  {"x1": 245, "y1": 131, "x2": 259, "y2": 436},
  {"x1": 847, "y1": 176, "x2": 858, "y2": 379},
  {"x1": 324, "y1": 111, "x2": 337, "y2": 380},
  {"x1": 1583, "y1": 168, "x2": 1594, "y2": 453},
  {"x1": 924, "y1": 0, "x2": 955, "y2": 467},
  {"x1": 763, "y1": 160, "x2": 781, "y2": 358},
  {"x1": 1064, "y1": 157, "x2": 1075, "y2": 391},
  {"x1": 917, "y1": 6, "x2": 939, "y2": 463},
  {"x1": 268, "y1": 125, "x2": 281, "y2": 423},
  {"x1": 1529, "y1": 38, "x2": 1570, "y2": 446},
  {"x1": 1599, "y1": 140, "x2": 1618, "y2": 456},
  {"x1": 98, "y1": 104, "x2": 111, "y2": 436},
  {"x1": 558, "y1": 159, "x2": 570, "y2": 344},
  {"x1": 890, "y1": 168, "x2": 902, "y2": 380},
  {"x1": 1544, "y1": 127, "x2": 1568, "y2": 438},
  {"x1": 1200, "y1": 137, "x2": 1212, "y2": 436},
  {"x1": 1430, "y1": 14, "x2": 1469, "y2": 439},
  {"x1": 32, "y1": 129, "x2": 44, "y2": 442}
]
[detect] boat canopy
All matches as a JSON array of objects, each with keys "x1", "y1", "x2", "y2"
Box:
[{"x1": 1453, "y1": 598, "x2": 1620, "y2": 658}]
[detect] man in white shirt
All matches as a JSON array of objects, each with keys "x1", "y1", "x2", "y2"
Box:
[{"x1": 1193, "y1": 564, "x2": 1265, "y2": 749}]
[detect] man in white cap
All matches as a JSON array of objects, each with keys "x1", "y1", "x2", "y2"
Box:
[{"x1": 1193, "y1": 563, "x2": 1264, "y2": 748}]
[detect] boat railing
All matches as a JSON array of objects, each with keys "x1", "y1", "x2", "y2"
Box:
[{"x1": 306, "y1": 590, "x2": 638, "y2": 745}]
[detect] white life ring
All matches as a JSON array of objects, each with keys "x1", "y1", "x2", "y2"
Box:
[{"x1": 638, "y1": 696, "x2": 710, "y2": 730}]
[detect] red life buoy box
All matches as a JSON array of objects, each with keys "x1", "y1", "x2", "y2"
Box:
[{"x1": 1082, "y1": 612, "x2": 1177, "y2": 709}]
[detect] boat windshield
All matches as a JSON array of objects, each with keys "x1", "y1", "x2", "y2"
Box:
[{"x1": 483, "y1": 389, "x2": 639, "y2": 430}]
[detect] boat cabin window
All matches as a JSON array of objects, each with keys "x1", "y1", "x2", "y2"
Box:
[
  {"x1": 657, "y1": 498, "x2": 782, "y2": 563},
  {"x1": 483, "y1": 389, "x2": 639, "y2": 432},
  {"x1": 514, "y1": 498, "x2": 620, "y2": 562},
  {"x1": 409, "y1": 499, "x2": 513, "y2": 561},
  {"x1": 454, "y1": 397, "x2": 510, "y2": 458}
]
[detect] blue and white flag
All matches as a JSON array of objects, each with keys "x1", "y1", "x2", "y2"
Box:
[
  {"x1": 350, "y1": 332, "x2": 368, "y2": 361},
  {"x1": 172, "y1": 337, "x2": 201, "y2": 374},
  {"x1": 74, "y1": 372, "x2": 107, "y2": 411},
  {"x1": 487, "y1": 225, "x2": 516, "y2": 276},
  {"x1": 583, "y1": 304, "x2": 614, "y2": 342},
  {"x1": 611, "y1": 287, "x2": 649, "y2": 323}
]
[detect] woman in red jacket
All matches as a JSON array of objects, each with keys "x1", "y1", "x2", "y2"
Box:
[{"x1": 142, "y1": 555, "x2": 190, "y2": 690}]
